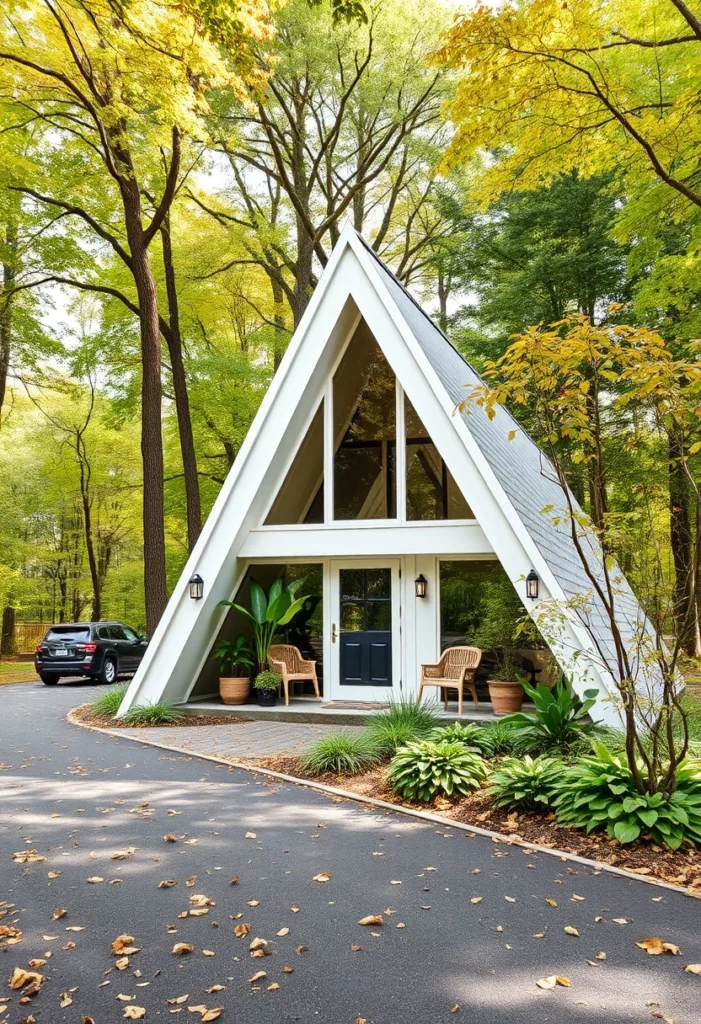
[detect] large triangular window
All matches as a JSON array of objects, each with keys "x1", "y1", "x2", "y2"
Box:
[
  {"x1": 264, "y1": 400, "x2": 324, "y2": 525},
  {"x1": 405, "y1": 396, "x2": 472, "y2": 520}
]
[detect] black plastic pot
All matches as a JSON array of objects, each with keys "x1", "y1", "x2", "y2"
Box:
[{"x1": 256, "y1": 688, "x2": 277, "y2": 707}]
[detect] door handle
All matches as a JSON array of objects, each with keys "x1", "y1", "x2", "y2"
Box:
[{"x1": 332, "y1": 623, "x2": 338, "y2": 643}]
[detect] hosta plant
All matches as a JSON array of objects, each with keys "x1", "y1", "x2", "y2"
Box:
[
  {"x1": 479, "y1": 720, "x2": 519, "y2": 756},
  {"x1": 388, "y1": 740, "x2": 487, "y2": 803},
  {"x1": 553, "y1": 743, "x2": 701, "y2": 850},
  {"x1": 428, "y1": 722, "x2": 493, "y2": 754},
  {"x1": 486, "y1": 755, "x2": 563, "y2": 811},
  {"x1": 501, "y1": 678, "x2": 599, "y2": 753}
]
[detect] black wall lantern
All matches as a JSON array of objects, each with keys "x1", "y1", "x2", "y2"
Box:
[
  {"x1": 525, "y1": 569, "x2": 539, "y2": 600},
  {"x1": 188, "y1": 573, "x2": 204, "y2": 600},
  {"x1": 415, "y1": 574, "x2": 427, "y2": 599}
]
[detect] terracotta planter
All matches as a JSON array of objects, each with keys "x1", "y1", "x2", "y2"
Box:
[
  {"x1": 219, "y1": 676, "x2": 250, "y2": 705},
  {"x1": 488, "y1": 680, "x2": 524, "y2": 716}
]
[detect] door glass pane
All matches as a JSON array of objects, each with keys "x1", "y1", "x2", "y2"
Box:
[
  {"x1": 405, "y1": 395, "x2": 473, "y2": 520},
  {"x1": 333, "y1": 322, "x2": 396, "y2": 520},
  {"x1": 365, "y1": 568, "x2": 391, "y2": 598},
  {"x1": 340, "y1": 569, "x2": 365, "y2": 600},
  {"x1": 341, "y1": 602, "x2": 365, "y2": 631},
  {"x1": 366, "y1": 602, "x2": 391, "y2": 631},
  {"x1": 265, "y1": 400, "x2": 324, "y2": 525}
]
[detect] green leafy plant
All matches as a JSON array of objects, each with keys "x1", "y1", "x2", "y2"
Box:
[
  {"x1": 122, "y1": 701, "x2": 185, "y2": 725},
  {"x1": 212, "y1": 637, "x2": 254, "y2": 676},
  {"x1": 366, "y1": 697, "x2": 439, "y2": 755},
  {"x1": 488, "y1": 652, "x2": 524, "y2": 682},
  {"x1": 428, "y1": 722, "x2": 493, "y2": 754},
  {"x1": 501, "y1": 678, "x2": 599, "y2": 753},
  {"x1": 300, "y1": 731, "x2": 382, "y2": 776},
  {"x1": 486, "y1": 755, "x2": 564, "y2": 811},
  {"x1": 91, "y1": 684, "x2": 129, "y2": 718},
  {"x1": 220, "y1": 576, "x2": 310, "y2": 670},
  {"x1": 553, "y1": 743, "x2": 701, "y2": 850},
  {"x1": 253, "y1": 670, "x2": 281, "y2": 691},
  {"x1": 479, "y1": 720, "x2": 519, "y2": 755},
  {"x1": 388, "y1": 740, "x2": 488, "y2": 803}
]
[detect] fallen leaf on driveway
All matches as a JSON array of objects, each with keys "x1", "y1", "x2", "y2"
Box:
[
  {"x1": 612, "y1": 918, "x2": 629, "y2": 925},
  {"x1": 172, "y1": 943, "x2": 194, "y2": 955},
  {"x1": 87, "y1": 877, "x2": 104, "y2": 884},
  {"x1": 13, "y1": 850, "x2": 46, "y2": 864},
  {"x1": 449, "y1": 1005, "x2": 461, "y2": 1014},
  {"x1": 9, "y1": 968, "x2": 43, "y2": 990},
  {"x1": 636, "y1": 937, "x2": 680, "y2": 956},
  {"x1": 536, "y1": 976, "x2": 570, "y2": 990},
  {"x1": 52, "y1": 909, "x2": 67, "y2": 920},
  {"x1": 158, "y1": 880, "x2": 177, "y2": 889},
  {"x1": 190, "y1": 894, "x2": 215, "y2": 907},
  {"x1": 313, "y1": 873, "x2": 331, "y2": 883},
  {"x1": 167, "y1": 995, "x2": 188, "y2": 1005},
  {"x1": 268, "y1": 983, "x2": 280, "y2": 991},
  {"x1": 185, "y1": 876, "x2": 196, "y2": 887},
  {"x1": 245, "y1": 832, "x2": 256, "y2": 840},
  {"x1": 234, "y1": 923, "x2": 251, "y2": 938},
  {"x1": 684, "y1": 964, "x2": 701, "y2": 974},
  {"x1": 112, "y1": 935, "x2": 140, "y2": 955},
  {"x1": 111, "y1": 847, "x2": 137, "y2": 860},
  {"x1": 358, "y1": 915, "x2": 383, "y2": 926},
  {"x1": 249, "y1": 937, "x2": 267, "y2": 951},
  {"x1": 123, "y1": 1007, "x2": 146, "y2": 1019},
  {"x1": 163, "y1": 834, "x2": 178, "y2": 843},
  {"x1": 277, "y1": 927, "x2": 289, "y2": 937},
  {"x1": 202, "y1": 1010, "x2": 223, "y2": 1022},
  {"x1": 564, "y1": 926, "x2": 579, "y2": 937},
  {"x1": 249, "y1": 971, "x2": 266, "y2": 983},
  {"x1": 470, "y1": 897, "x2": 482, "y2": 904}
]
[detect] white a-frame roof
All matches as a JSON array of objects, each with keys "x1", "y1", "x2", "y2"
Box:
[{"x1": 118, "y1": 223, "x2": 655, "y2": 726}]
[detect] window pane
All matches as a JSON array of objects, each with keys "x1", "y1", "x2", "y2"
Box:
[
  {"x1": 365, "y1": 568, "x2": 391, "y2": 598},
  {"x1": 265, "y1": 401, "x2": 324, "y2": 525},
  {"x1": 340, "y1": 569, "x2": 365, "y2": 600},
  {"x1": 341, "y1": 602, "x2": 365, "y2": 631},
  {"x1": 333, "y1": 322, "x2": 396, "y2": 519},
  {"x1": 405, "y1": 396, "x2": 473, "y2": 520}
]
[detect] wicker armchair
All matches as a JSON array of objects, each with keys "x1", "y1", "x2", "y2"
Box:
[
  {"x1": 268, "y1": 645, "x2": 321, "y2": 706},
  {"x1": 418, "y1": 646, "x2": 482, "y2": 715}
]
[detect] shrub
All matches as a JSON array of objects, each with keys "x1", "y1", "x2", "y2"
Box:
[
  {"x1": 388, "y1": 740, "x2": 487, "y2": 803},
  {"x1": 501, "y1": 679, "x2": 599, "y2": 754},
  {"x1": 366, "y1": 697, "x2": 439, "y2": 754},
  {"x1": 553, "y1": 743, "x2": 701, "y2": 850},
  {"x1": 486, "y1": 755, "x2": 564, "y2": 811},
  {"x1": 428, "y1": 722, "x2": 493, "y2": 754},
  {"x1": 91, "y1": 684, "x2": 129, "y2": 718},
  {"x1": 122, "y1": 701, "x2": 185, "y2": 725},
  {"x1": 300, "y1": 731, "x2": 382, "y2": 776},
  {"x1": 479, "y1": 720, "x2": 519, "y2": 756},
  {"x1": 253, "y1": 670, "x2": 282, "y2": 691}
]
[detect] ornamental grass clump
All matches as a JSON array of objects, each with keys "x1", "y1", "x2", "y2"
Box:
[
  {"x1": 388, "y1": 740, "x2": 487, "y2": 803},
  {"x1": 122, "y1": 701, "x2": 185, "y2": 725},
  {"x1": 300, "y1": 731, "x2": 382, "y2": 776},
  {"x1": 553, "y1": 743, "x2": 701, "y2": 850},
  {"x1": 366, "y1": 697, "x2": 439, "y2": 755},
  {"x1": 91, "y1": 684, "x2": 129, "y2": 718},
  {"x1": 486, "y1": 755, "x2": 563, "y2": 811},
  {"x1": 427, "y1": 722, "x2": 493, "y2": 754}
]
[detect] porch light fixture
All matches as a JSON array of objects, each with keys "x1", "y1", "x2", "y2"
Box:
[
  {"x1": 525, "y1": 569, "x2": 539, "y2": 600},
  {"x1": 415, "y1": 574, "x2": 427, "y2": 599},
  {"x1": 188, "y1": 573, "x2": 204, "y2": 600}
]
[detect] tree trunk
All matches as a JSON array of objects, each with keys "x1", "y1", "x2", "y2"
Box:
[
  {"x1": 123, "y1": 197, "x2": 168, "y2": 637},
  {"x1": 160, "y1": 215, "x2": 202, "y2": 551},
  {"x1": 669, "y1": 430, "x2": 701, "y2": 656},
  {"x1": 293, "y1": 216, "x2": 314, "y2": 329},
  {"x1": 0, "y1": 218, "x2": 18, "y2": 423},
  {"x1": 78, "y1": 458, "x2": 101, "y2": 621},
  {"x1": 271, "y1": 276, "x2": 287, "y2": 371},
  {"x1": 0, "y1": 606, "x2": 16, "y2": 656}
]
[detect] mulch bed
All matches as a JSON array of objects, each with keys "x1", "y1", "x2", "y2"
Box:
[
  {"x1": 256, "y1": 753, "x2": 701, "y2": 894},
  {"x1": 71, "y1": 704, "x2": 243, "y2": 729}
]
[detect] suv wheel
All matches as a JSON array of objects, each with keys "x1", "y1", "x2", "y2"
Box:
[
  {"x1": 100, "y1": 657, "x2": 117, "y2": 685},
  {"x1": 40, "y1": 673, "x2": 60, "y2": 685}
]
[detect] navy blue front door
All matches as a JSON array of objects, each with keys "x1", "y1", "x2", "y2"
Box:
[{"x1": 339, "y1": 568, "x2": 392, "y2": 687}]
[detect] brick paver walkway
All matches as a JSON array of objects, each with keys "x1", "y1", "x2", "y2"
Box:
[{"x1": 116, "y1": 720, "x2": 363, "y2": 759}]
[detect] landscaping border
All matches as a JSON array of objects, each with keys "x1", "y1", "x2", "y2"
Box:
[{"x1": 67, "y1": 705, "x2": 700, "y2": 899}]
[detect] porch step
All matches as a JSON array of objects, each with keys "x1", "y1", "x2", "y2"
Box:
[{"x1": 184, "y1": 699, "x2": 503, "y2": 726}]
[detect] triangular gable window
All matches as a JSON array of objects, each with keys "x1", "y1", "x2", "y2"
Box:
[
  {"x1": 264, "y1": 400, "x2": 324, "y2": 525},
  {"x1": 405, "y1": 396, "x2": 472, "y2": 520}
]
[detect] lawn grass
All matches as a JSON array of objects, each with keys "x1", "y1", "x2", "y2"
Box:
[{"x1": 0, "y1": 661, "x2": 38, "y2": 684}]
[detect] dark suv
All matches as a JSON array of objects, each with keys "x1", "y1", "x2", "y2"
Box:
[{"x1": 35, "y1": 622, "x2": 148, "y2": 685}]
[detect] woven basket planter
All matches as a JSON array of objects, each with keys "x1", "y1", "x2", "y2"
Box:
[{"x1": 219, "y1": 677, "x2": 250, "y2": 705}]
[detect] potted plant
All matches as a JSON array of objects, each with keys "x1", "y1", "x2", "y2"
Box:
[
  {"x1": 254, "y1": 669, "x2": 281, "y2": 707},
  {"x1": 487, "y1": 652, "x2": 525, "y2": 716},
  {"x1": 219, "y1": 576, "x2": 310, "y2": 672},
  {"x1": 213, "y1": 637, "x2": 254, "y2": 705}
]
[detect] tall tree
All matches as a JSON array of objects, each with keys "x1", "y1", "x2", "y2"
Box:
[{"x1": 0, "y1": 0, "x2": 271, "y2": 632}]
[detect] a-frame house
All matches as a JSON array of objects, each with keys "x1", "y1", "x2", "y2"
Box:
[{"x1": 118, "y1": 224, "x2": 655, "y2": 727}]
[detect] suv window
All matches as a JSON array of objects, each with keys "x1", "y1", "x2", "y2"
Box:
[
  {"x1": 122, "y1": 626, "x2": 140, "y2": 642},
  {"x1": 109, "y1": 625, "x2": 127, "y2": 641},
  {"x1": 96, "y1": 627, "x2": 110, "y2": 641},
  {"x1": 46, "y1": 627, "x2": 90, "y2": 642}
]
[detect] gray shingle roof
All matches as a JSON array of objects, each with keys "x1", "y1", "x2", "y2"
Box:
[{"x1": 360, "y1": 234, "x2": 654, "y2": 688}]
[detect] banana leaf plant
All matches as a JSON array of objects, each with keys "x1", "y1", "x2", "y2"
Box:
[{"x1": 219, "y1": 576, "x2": 309, "y2": 672}]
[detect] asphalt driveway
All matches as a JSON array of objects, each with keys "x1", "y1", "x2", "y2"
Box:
[{"x1": 1, "y1": 679, "x2": 700, "y2": 1023}]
